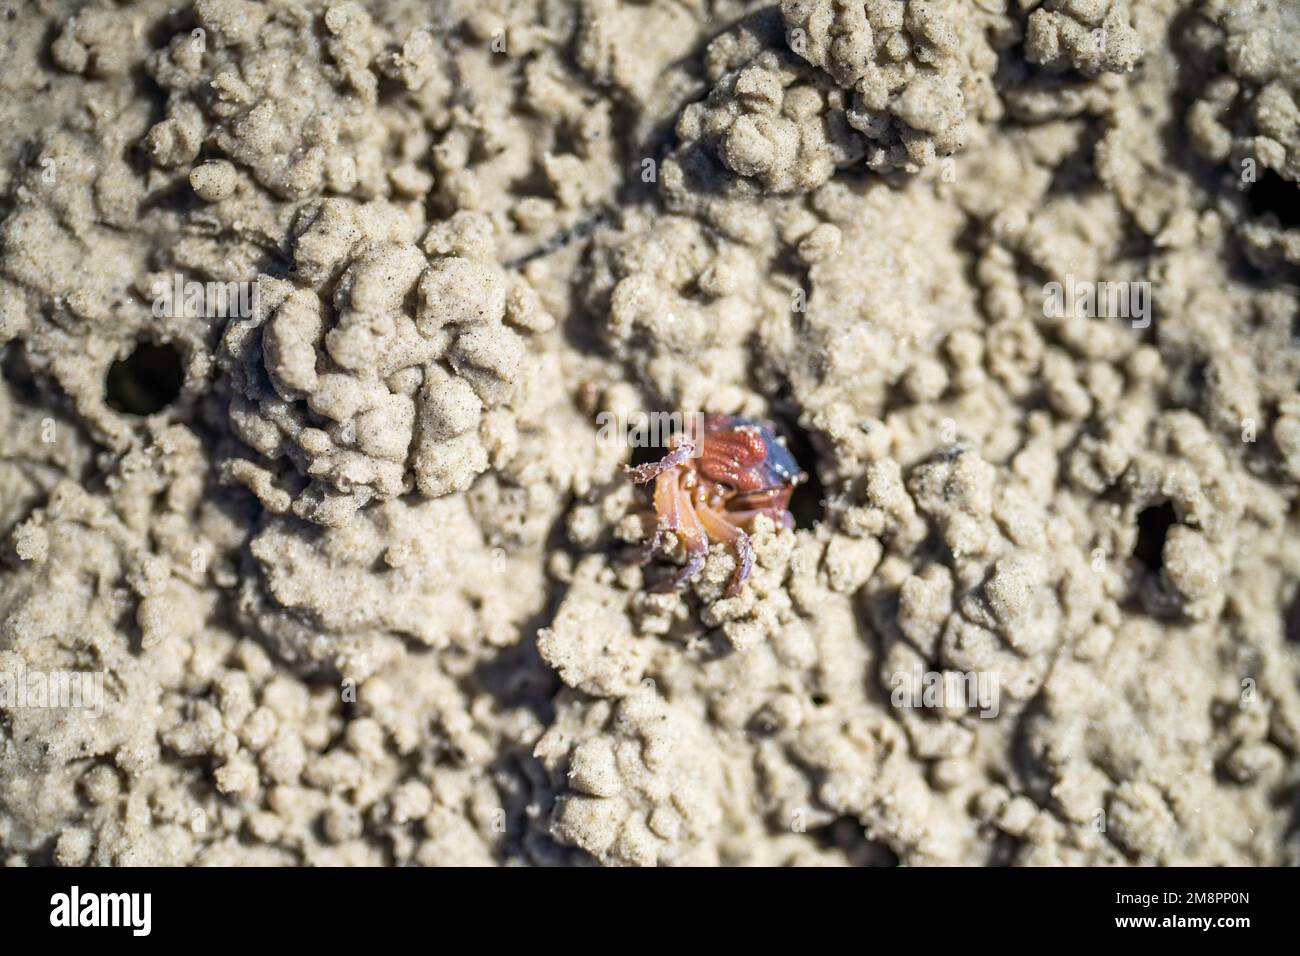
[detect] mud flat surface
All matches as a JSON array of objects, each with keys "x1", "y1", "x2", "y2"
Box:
[{"x1": 1, "y1": 0, "x2": 1298, "y2": 866}]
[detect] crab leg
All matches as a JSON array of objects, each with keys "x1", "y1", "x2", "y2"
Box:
[
  {"x1": 653, "y1": 467, "x2": 683, "y2": 531},
  {"x1": 646, "y1": 469, "x2": 710, "y2": 591},
  {"x1": 625, "y1": 470, "x2": 679, "y2": 565},
  {"x1": 696, "y1": 504, "x2": 755, "y2": 597},
  {"x1": 661, "y1": 551, "x2": 708, "y2": 591},
  {"x1": 673, "y1": 474, "x2": 710, "y2": 558}
]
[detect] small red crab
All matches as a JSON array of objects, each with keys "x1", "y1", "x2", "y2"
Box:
[{"x1": 624, "y1": 414, "x2": 806, "y2": 597}]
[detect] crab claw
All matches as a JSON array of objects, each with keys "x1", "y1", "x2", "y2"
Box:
[{"x1": 622, "y1": 436, "x2": 696, "y2": 484}]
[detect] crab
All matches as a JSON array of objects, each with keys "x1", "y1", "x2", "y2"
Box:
[{"x1": 624, "y1": 414, "x2": 807, "y2": 596}]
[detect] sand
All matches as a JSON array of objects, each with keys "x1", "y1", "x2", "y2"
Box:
[{"x1": 0, "y1": 0, "x2": 1297, "y2": 866}]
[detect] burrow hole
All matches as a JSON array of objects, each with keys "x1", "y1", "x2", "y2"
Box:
[
  {"x1": 1247, "y1": 168, "x2": 1300, "y2": 229},
  {"x1": 1133, "y1": 500, "x2": 1177, "y2": 573},
  {"x1": 105, "y1": 340, "x2": 183, "y2": 415},
  {"x1": 624, "y1": 415, "x2": 826, "y2": 528}
]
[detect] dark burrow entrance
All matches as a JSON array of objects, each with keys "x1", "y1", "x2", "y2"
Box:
[
  {"x1": 105, "y1": 340, "x2": 183, "y2": 415},
  {"x1": 1247, "y1": 168, "x2": 1300, "y2": 229},
  {"x1": 624, "y1": 412, "x2": 827, "y2": 528},
  {"x1": 1133, "y1": 500, "x2": 1177, "y2": 573}
]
